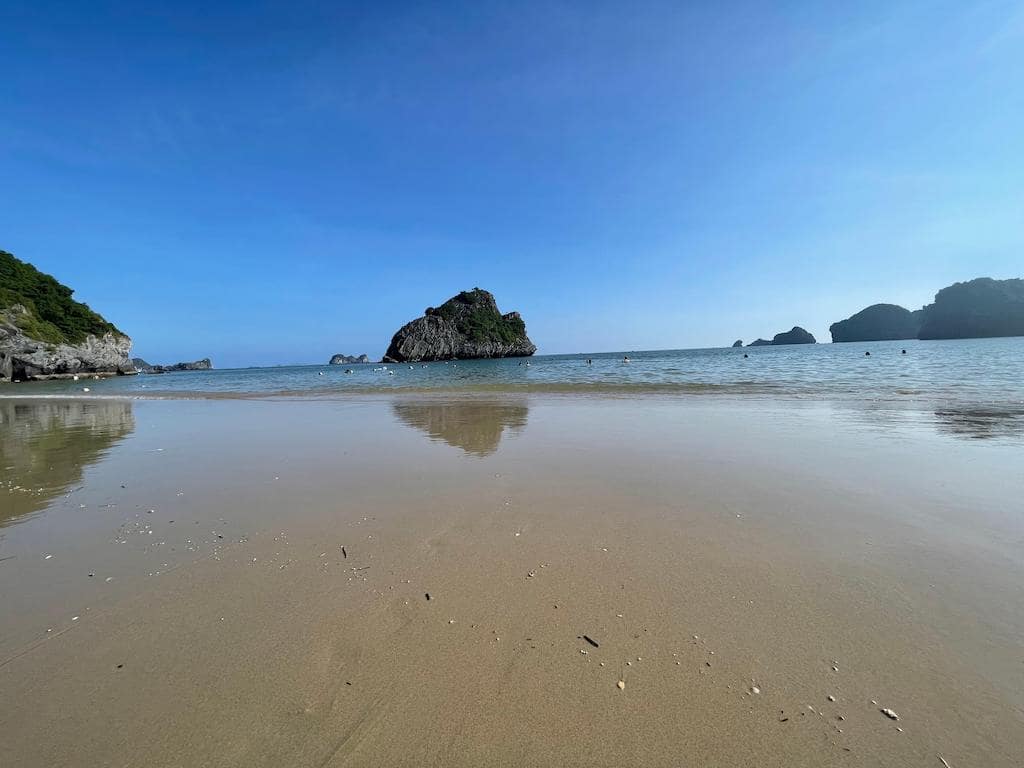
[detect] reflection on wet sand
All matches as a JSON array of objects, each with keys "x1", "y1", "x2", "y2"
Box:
[
  {"x1": 392, "y1": 399, "x2": 528, "y2": 456},
  {"x1": 0, "y1": 399, "x2": 135, "y2": 527},
  {"x1": 933, "y1": 406, "x2": 1024, "y2": 440}
]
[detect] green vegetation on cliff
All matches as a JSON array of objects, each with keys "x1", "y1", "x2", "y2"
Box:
[
  {"x1": 0, "y1": 249, "x2": 123, "y2": 344},
  {"x1": 426, "y1": 288, "x2": 527, "y2": 345}
]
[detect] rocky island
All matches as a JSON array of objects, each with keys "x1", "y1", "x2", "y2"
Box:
[
  {"x1": 745, "y1": 327, "x2": 815, "y2": 346},
  {"x1": 329, "y1": 353, "x2": 369, "y2": 365},
  {"x1": 383, "y1": 288, "x2": 536, "y2": 363},
  {"x1": 132, "y1": 358, "x2": 212, "y2": 374},
  {"x1": 830, "y1": 304, "x2": 922, "y2": 342},
  {"x1": 772, "y1": 327, "x2": 816, "y2": 345},
  {"x1": 917, "y1": 277, "x2": 1024, "y2": 340},
  {"x1": 1, "y1": 249, "x2": 132, "y2": 381},
  {"x1": 731, "y1": 340, "x2": 743, "y2": 348},
  {"x1": 830, "y1": 278, "x2": 1024, "y2": 342}
]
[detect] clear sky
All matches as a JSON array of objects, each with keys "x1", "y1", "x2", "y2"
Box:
[{"x1": 2, "y1": 1, "x2": 1022, "y2": 366}]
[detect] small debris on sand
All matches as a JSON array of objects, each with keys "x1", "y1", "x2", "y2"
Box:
[
  {"x1": 616, "y1": 680, "x2": 625, "y2": 690},
  {"x1": 425, "y1": 593, "x2": 431, "y2": 601},
  {"x1": 583, "y1": 635, "x2": 599, "y2": 648},
  {"x1": 750, "y1": 686, "x2": 760, "y2": 695},
  {"x1": 880, "y1": 708, "x2": 900, "y2": 721},
  {"x1": 341, "y1": 546, "x2": 347, "y2": 559}
]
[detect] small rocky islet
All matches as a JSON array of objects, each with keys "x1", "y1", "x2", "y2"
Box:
[
  {"x1": 328, "y1": 353, "x2": 369, "y2": 365},
  {"x1": 132, "y1": 358, "x2": 213, "y2": 374},
  {"x1": 382, "y1": 288, "x2": 536, "y2": 363},
  {"x1": 741, "y1": 327, "x2": 816, "y2": 347}
]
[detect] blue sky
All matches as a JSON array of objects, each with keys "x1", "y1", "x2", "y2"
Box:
[{"x1": 2, "y1": 1, "x2": 1022, "y2": 366}]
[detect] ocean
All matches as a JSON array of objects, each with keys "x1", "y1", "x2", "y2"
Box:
[{"x1": 6, "y1": 337, "x2": 1023, "y2": 408}]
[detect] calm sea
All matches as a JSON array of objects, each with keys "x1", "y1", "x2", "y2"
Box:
[{"x1": 5, "y1": 338, "x2": 1023, "y2": 410}]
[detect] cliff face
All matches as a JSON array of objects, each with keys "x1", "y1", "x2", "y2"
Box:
[
  {"x1": 830, "y1": 304, "x2": 922, "y2": 342},
  {"x1": 917, "y1": 278, "x2": 1024, "y2": 340},
  {"x1": 1, "y1": 250, "x2": 132, "y2": 381},
  {"x1": 383, "y1": 289, "x2": 536, "y2": 362},
  {"x1": 772, "y1": 326, "x2": 816, "y2": 345},
  {"x1": 1, "y1": 305, "x2": 132, "y2": 381}
]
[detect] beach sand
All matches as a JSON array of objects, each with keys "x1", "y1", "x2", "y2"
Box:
[{"x1": 1, "y1": 396, "x2": 1022, "y2": 766}]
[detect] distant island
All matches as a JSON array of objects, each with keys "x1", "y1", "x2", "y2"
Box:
[
  {"x1": 329, "y1": 353, "x2": 369, "y2": 365},
  {"x1": 383, "y1": 288, "x2": 536, "y2": 363},
  {"x1": 1, "y1": 249, "x2": 132, "y2": 381},
  {"x1": 830, "y1": 304, "x2": 921, "y2": 342},
  {"x1": 743, "y1": 327, "x2": 816, "y2": 347},
  {"x1": 732, "y1": 340, "x2": 743, "y2": 348},
  {"x1": 133, "y1": 358, "x2": 212, "y2": 374},
  {"x1": 830, "y1": 278, "x2": 1024, "y2": 342}
]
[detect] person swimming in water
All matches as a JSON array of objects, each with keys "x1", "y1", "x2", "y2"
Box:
[{"x1": 623, "y1": 356, "x2": 630, "y2": 363}]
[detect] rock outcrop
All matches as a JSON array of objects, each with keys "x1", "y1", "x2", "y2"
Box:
[
  {"x1": 383, "y1": 288, "x2": 536, "y2": 363},
  {"x1": 1, "y1": 310, "x2": 133, "y2": 381},
  {"x1": 731, "y1": 340, "x2": 743, "y2": 348},
  {"x1": 1, "y1": 249, "x2": 132, "y2": 381},
  {"x1": 830, "y1": 304, "x2": 922, "y2": 342},
  {"x1": 329, "y1": 354, "x2": 369, "y2": 365},
  {"x1": 917, "y1": 278, "x2": 1024, "y2": 340},
  {"x1": 132, "y1": 358, "x2": 212, "y2": 374},
  {"x1": 747, "y1": 338, "x2": 773, "y2": 347},
  {"x1": 772, "y1": 327, "x2": 816, "y2": 345}
]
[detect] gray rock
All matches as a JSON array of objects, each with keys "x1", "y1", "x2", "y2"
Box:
[
  {"x1": 732, "y1": 340, "x2": 743, "y2": 347},
  {"x1": 383, "y1": 288, "x2": 536, "y2": 363},
  {"x1": 1, "y1": 305, "x2": 133, "y2": 381},
  {"x1": 132, "y1": 357, "x2": 212, "y2": 374},
  {"x1": 329, "y1": 353, "x2": 369, "y2": 365}
]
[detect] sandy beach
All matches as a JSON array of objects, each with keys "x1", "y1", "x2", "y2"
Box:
[{"x1": 1, "y1": 395, "x2": 1022, "y2": 767}]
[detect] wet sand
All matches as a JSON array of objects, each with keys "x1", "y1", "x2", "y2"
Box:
[{"x1": 1, "y1": 396, "x2": 1023, "y2": 767}]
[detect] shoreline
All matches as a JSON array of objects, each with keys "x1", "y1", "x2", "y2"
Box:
[{"x1": 2, "y1": 396, "x2": 1022, "y2": 766}]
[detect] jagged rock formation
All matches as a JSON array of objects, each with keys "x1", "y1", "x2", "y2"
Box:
[
  {"x1": 329, "y1": 354, "x2": 369, "y2": 365},
  {"x1": 383, "y1": 288, "x2": 536, "y2": 363},
  {"x1": 917, "y1": 278, "x2": 1024, "y2": 340},
  {"x1": 1, "y1": 249, "x2": 132, "y2": 381},
  {"x1": 731, "y1": 340, "x2": 743, "y2": 348},
  {"x1": 772, "y1": 327, "x2": 816, "y2": 345},
  {"x1": 747, "y1": 338, "x2": 773, "y2": 347},
  {"x1": 132, "y1": 358, "x2": 212, "y2": 374},
  {"x1": 830, "y1": 304, "x2": 922, "y2": 342}
]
